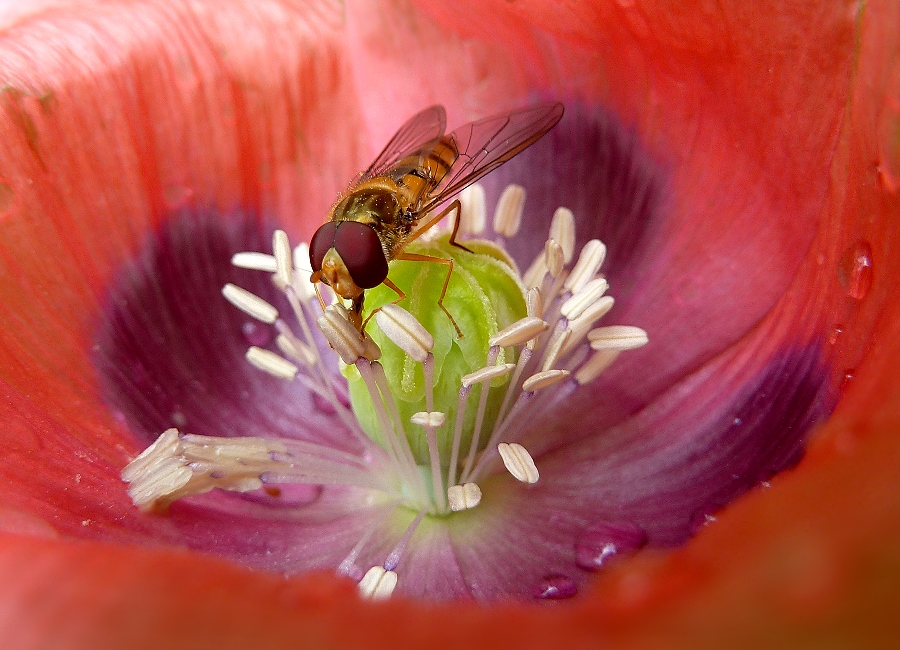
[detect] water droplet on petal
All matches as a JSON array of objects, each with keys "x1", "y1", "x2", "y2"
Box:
[
  {"x1": 838, "y1": 240, "x2": 873, "y2": 300},
  {"x1": 828, "y1": 325, "x2": 844, "y2": 346},
  {"x1": 840, "y1": 369, "x2": 855, "y2": 391},
  {"x1": 575, "y1": 521, "x2": 647, "y2": 570},
  {"x1": 241, "y1": 320, "x2": 274, "y2": 347},
  {"x1": 534, "y1": 574, "x2": 577, "y2": 600}
]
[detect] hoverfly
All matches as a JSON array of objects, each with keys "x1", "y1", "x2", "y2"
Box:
[{"x1": 309, "y1": 102, "x2": 564, "y2": 337}]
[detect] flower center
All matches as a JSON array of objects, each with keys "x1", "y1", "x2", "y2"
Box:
[{"x1": 121, "y1": 183, "x2": 648, "y2": 599}]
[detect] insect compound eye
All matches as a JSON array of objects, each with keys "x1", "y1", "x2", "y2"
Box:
[
  {"x1": 309, "y1": 222, "x2": 338, "y2": 273},
  {"x1": 334, "y1": 221, "x2": 389, "y2": 289}
]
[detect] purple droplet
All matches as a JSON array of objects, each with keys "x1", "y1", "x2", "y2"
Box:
[
  {"x1": 534, "y1": 574, "x2": 577, "y2": 600},
  {"x1": 242, "y1": 320, "x2": 274, "y2": 347},
  {"x1": 575, "y1": 521, "x2": 647, "y2": 571}
]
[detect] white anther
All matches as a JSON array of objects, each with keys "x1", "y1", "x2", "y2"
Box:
[
  {"x1": 575, "y1": 350, "x2": 621, "y2": 384},
  {"x1": 550, "y1": 207, "x2": 576, "y2": 263},
  {"x1": 564, "y1": 239, "x2": 606, "y2": 293},
  {"x1": 497, "y1": 442, "x2": 539, "y2": 483},
  {"x1": 221, "y1": 284, "x2": 279, "y2": 324},
  {"x1": 410, "y1": 411, "x2": 447, "y2": 428},
  {"x1": 273, "y1": 230, "x2": 292, "y2": 287},
  {"x1": 459, "y1": 183, "x2": 486, "y2": 235},
  {"x1": 541, "y1": 329, "x2": 571, "y2": 371},
  {"x1": 358, "y1": 566, "x2": 398, "y2": 600},
  {"x1": 317, "y1": 304, "x2": 366, "y2": 364},
  {"x1": 561, "y1": 278, "x2": 609, "y2": 320},
  {"x1": 275, "y1": 333, "x2": 317, "y2": 367},
  {"x1": 588, "y1": 325, "x2": 649, "y2": 351},
  {"x1": 375, "y1": 303, "x2": 433, "y2": 363},
  {"x1": 489, "y1": 316, "x2": 549, "y2": 348},
  {"x1": 522, "y1": 369, "x2": 570, "y2": 392},
  {"x1": 461, "y1": 363, "x2": 515, "y2": 388},
  {"x1": 231, "y1": 252, "x2": 278, "y2": 272},
  {"x1": 526, "y1": 288, "x2": 543, "y2": 319},
  {"x1": 493, "y1": 184, "x2": 526, "y2": 237},
  {"x1": 447, "y1": 482, "x2": 482, "y2": 511},
  {"x1": 545, "y1": 239, "x2": 565, "y2": 278},
  {"x1": 563, "y1": 296, "x2": 616, "y2": 356},
  {"x1": 245, "y1": 346, "x2": 299, "y2": 380},
  {"x1": 522, "y1": 254, "x2": 548, "y2": 290}
]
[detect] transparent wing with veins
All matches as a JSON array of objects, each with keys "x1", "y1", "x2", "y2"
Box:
[
  {"x1": 418, "y1": 102, "x2": 564, "y2": 215},
  {"x1": 360, "y1": 105, "x2": 447, "y2": 181}
]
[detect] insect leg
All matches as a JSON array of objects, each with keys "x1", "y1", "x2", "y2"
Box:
[
  {"x1": 405, "y1": 200, "x2": 472, "y2": 252},
  {"x1": 394, "y1": 252, "x2": 464, "y2": 339},
  {"x1": 361, "y1": 278, "x2": 406, "y2": 330},
  {"x1": 445, "y1": 199, "x2": 474, "y2": 253}
]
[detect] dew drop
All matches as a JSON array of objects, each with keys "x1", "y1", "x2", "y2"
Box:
[
  {"x1": 534, "y1": 574, "x2": 577, "y2": 600},
  {"x1": 838, "y1": 240, "x2": 873, "y2": 300},
  {"x1": 575, "y1": 521, "x2": 647, "y2": 571},
  {"x1": 840, "y1": 369, "x2": 855, "y2": 391},
  {"x1": 0, "y1": 180, "x2": 15, "y2": 217},
  {"x1": 828, "y1": 325, "x2": 844, "y2": 346},
  {"x1": 241, "y1": 320, "x2": 273, "y2": 347}
]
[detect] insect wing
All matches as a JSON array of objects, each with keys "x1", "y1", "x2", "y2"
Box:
[
  {"x1": 361, "y1": 105, "x2": 447, "y2": 181},
  {"x1": 419, "y1": 102, "x2": 564, "y2": 215}
]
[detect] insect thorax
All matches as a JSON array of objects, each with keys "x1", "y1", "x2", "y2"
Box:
[{"x1": 331, "y1": 179, "x2": 415, "y2": 256}]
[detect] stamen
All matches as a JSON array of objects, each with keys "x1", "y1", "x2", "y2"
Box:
[
  {"x1": 575, "y1": 350, "x2": 621, "y2": 385},
  {"x1": 222, "y1": 283, "x2": 279, "y2": 324},
  {"x1": 122, "y1": 428, "x2": 290, "y2": 510},
  {"x1": 561, "y1": 278, "x2": 609, "y2": 320},
  {"x1": 497, "y1": 442, "x2": 539, "y2": 484},
  {"x1": 488, "y1": 316, "x2": 548, "y2": 349},
  {"x1": 291, "y1": 243, "x2": 317, "y2": 303},
  {"x1": 275, "y1": 332, "x2": 317, "y2": 367},
  {"x1": 410, "y1": 411, "x2": 447, "y2": 428},
  {"x1": 375, "y1": 304, "x2": 434, "y2": 363},
  {"x1": 358, "y1": 566, "x2": 398, "y2": 600},
  {"x1": 564, "y1": 239, "x2": 606, "y2": 293},
  {"x1": 245, "y1": 346, "x2": 299, "y2": 380},
  {"x1": 544, "y1": 239, "x2": 565, "y2": 278},
  {"x1": 318, "y1": 304, "x2": 367, "y2": 363},
  {"x1": 447, "y1": 483, "x2": 482, "y2": 512},
  {"x1": 526, "y1": 287, "x2": 543, "y2": 319},
  {"x1": 562, "y1": 295, "x2": 616, "y2": 356},
  {"x1": 522, "y1": 369, "x2": 570, "y2": 392},
  {"x1": 461, "y1": 363, "x2": 515, "y2": 388},
  {"x1": 522, "y1": 253, "x2": 548, "y2": 290},
  {"x1": 273, "y1": 229, "x2": 292, "y2": 288},
  {"x1": 383, "y1": 508, "x2": 427, "y2": 572},
  {"x1": 588, "y1": 325, "x2": 650, "y2": 350},
  {"x1": 459, "y1": 183, "x2": 486, "y2": 235},
  {"x1": 231, "y1": 251, "x2": 278, "y2": 272},
  {"x1": 541, "y1": 329, "x2": 571, "y2": 372},
  {"x1": 550, "y1": 207, "x2": 576, "y2": 263},
  {"x1": 493, "y1": 184, "x2": 526, "y2": 237}
]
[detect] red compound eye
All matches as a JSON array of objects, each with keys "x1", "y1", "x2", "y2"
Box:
[
  {"x1": 309, "y1": 222, "x2": 337, "y2": 273},
  {"x1": 333, "y1": 221, "x2": 389, "y2": 289}
]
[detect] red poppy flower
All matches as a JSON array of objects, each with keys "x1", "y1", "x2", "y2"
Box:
[{"x1": 0, "y1": 0, "x2": 896, "y2": 646}]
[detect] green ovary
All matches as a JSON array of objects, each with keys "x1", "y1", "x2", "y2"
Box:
[{"x1": 342, "y1": 234, "x2": 527, "y2": 465}]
